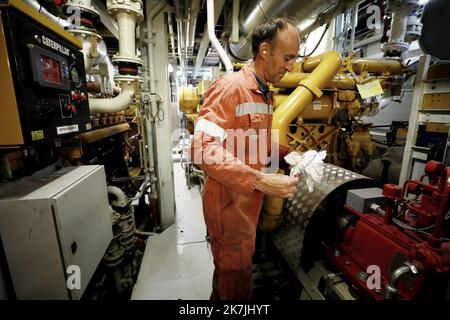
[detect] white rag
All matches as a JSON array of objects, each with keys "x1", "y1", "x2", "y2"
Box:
[{"x1": 284, "y1": 150, "x2": 327, "y2": 192}]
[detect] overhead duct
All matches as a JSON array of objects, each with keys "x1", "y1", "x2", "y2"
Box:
[
  {"x1": 167, "y1": 12, "x2": 177, "y2": 59},
  {"x1": 229, "y1": 0, "x2": 360, "y2": 62}
]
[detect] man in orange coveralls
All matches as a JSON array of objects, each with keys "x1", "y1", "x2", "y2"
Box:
[{"x1": 190, "y1": 18, "x2": 300, "y2": 300}]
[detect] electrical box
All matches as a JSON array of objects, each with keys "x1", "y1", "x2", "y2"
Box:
[
  {"x1": 346, "y1": 187, "x2": 386, "y2": 214},
  {"x1": 0, "y1": 1, "x2": 91, "y2": 146},
  {"x1": 0, "y1": 165, "x2": 112, "y2": 299}
]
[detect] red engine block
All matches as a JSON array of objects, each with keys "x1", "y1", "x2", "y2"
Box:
[{"x1": 326, "y1": 161, "x2": 450, "y2": 300}]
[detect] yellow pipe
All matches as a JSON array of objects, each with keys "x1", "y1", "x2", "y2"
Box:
[
  {"x1": 351, "y1": 58, "x2": 403, "y2": 75},
  {"x1": 303, "y1": 57, "x2": 403, "y2": 75},
  {"x1": 275, "y1": 73, "x2": 308, "y2": 87},
  {"x1": 332, "y1": 74, "x2": 356, "y2": 89},
  {"x1": 274, "y1": 95, "x2": 332, "y2": 120},
  {"x1": 272, "y1": 51, "x2": 342, "y2": 146},
  {"x1": 273, "y1": 94, "x2": 289, "y2": 109},
  {"x1": 301, "y1": 55, "x2": 323, "y2": 73},
  {"x1": 275, "y1": 72, "x2": 356, "y2": 90}
]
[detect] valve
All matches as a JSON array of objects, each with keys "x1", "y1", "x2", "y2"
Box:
[{"x1": 383, "y1": 184, "x2": 402, "y2": 199}]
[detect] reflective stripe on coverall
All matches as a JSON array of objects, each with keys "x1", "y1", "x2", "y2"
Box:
[{"x1": 190, "y1": 65, "x2": 292, "y2": 300}]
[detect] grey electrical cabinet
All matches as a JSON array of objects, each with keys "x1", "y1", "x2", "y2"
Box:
[{"x1": 0, "y1": 165, "x2": 113, "y2": 299}]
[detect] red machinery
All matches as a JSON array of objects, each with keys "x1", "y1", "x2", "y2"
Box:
[{"x1": 327, "y1": 160, "x2": 450, "y2": 299}]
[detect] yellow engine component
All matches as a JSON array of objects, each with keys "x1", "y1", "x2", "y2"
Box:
[
  {"x1": 338, "y1": 90, "x2": 356, "y2": 101},
  {"x1": 271, "y1": 52, "x2": 409, "y2": 172},
  {"x1": 288, "y1": 123, "x2": 339, "y2": 154},
  {"x1": 272, "y1": 51, "x2": 342, "y2": 146},
  {"x1": 300, "y1": 96, "x2": 332, "y2": 121},
  {"x1": 184, "y1": 113, "x2": 198, "y2": 135},
  {"x1": 179, "y1": 81, "x2": 212, "y2": 134},
  {"x1": 178, "y1": 86, "x2": 199, "y2": 113},
  {"x1": 346, "y1": 127, "x2": 376, "y2": 171},
  {"x1": 348, "y1": 58, "x2": 404, "y2": 75},
  {"x1": 275, "y1": 72, "x2": 356, "y2": 90},
  {"x1": 197, "y1": 80, "x2": 212, "y2": 97}
]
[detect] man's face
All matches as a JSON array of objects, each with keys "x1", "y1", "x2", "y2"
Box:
[{"x1": 263, "y1": 27, "x2": 300, "y2": 84}]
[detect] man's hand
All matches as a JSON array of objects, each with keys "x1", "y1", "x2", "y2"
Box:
[{"x1": 255, "y1": 173, "x2": 299, "y2": 198}]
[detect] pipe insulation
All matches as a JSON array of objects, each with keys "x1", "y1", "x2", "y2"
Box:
[
  {"x1": 117, "y1": 12, "x2": 137, "y2": 59},
  {"x1": 89, "y1": 81, "x2": 135, "y2": 114},
  {"x1": 79, "y1": 36, "x2": 95, "y2": 72},
  {"x1": 107, "y1": 185, "x2": 128, "y2": 206},
  {"x1": 67, "y1": 0, "x2": 93, "y2": 9},
  {"x1": 96, "y1": 38, "x2": 117, "y2": 94}
]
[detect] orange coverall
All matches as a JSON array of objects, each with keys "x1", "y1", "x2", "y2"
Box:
[{"x1": 190, "y1": 65, "x2": 292, "y2": 299}]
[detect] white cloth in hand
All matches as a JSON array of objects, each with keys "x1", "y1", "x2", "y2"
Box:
[{"x1": 284, "y1": 150, "x2": 327, "y2": 192}]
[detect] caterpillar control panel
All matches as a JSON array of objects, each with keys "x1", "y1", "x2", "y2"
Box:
[{"x1": 0, "y1": 1, "x2": 91, "y2": 146}]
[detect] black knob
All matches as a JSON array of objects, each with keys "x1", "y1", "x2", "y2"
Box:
[{"x1": 71, "y1": 241, "x2": 77, "y2": 254}]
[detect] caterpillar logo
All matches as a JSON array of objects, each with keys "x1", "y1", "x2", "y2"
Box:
[{"x1": 41, "y1": 35, "x2": 70, "y2": 56}]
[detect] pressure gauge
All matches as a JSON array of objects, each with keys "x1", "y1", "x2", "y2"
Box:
[{"x1": 70, "y1": 64, "x2": 81, "y2": 87}]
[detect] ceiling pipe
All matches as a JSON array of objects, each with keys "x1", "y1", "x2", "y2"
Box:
[
  {"x1": 167, "y1": 12, "x2": 177, "y2": 58},
  {"x1": 193, "y1": 0, "x2": 225, "y2": 78},
  {"x1": 229, "y1": 0, "x2": 360, "y2": 62},
  {"x1": 175, "y1": 0, "x2": 186, "y2": 70},
  {"x1": 186, "y1": 0, "x2": 200, "y2": 55},
  {"x1": 300, "y1": 0, "x2": 360, "y2": 37},
  {"x1": 184, "y1": 1, "x2": 190, "y2": 55},
  {"x1": 207, "y1": 0, "x2": 233, "y2": 73}
]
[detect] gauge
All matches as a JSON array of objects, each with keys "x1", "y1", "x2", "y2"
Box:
[{"x1": 70, "y1": 64, "x2": 81, "y2": 87}]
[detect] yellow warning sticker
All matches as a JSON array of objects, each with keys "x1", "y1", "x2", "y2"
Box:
[
  {"x1": 31, "y1": 130, "x2": 44, "y2": 141},
  {"x1": 356, "y1": 80, "x2": 384, "y2": 99},
  {"x1": 86, "y1": 123, "x2": 92, "y2": 130}
]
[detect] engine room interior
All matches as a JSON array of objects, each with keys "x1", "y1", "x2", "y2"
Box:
[{"x1": 1, "y1": 0, "x2": 450, "y2": 304}]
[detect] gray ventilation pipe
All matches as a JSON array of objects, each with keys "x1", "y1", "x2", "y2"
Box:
[{"x1": 229, "y1": 0, "x2": 360, "y2": 62}]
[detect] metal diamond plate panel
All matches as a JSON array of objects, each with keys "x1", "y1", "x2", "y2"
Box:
[{"x1": 271, "y1": 163, "x2": 374, "y2": 273}]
